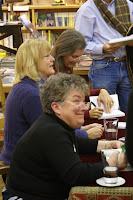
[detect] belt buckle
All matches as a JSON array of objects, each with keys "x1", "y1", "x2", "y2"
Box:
[{"x1": 114, "y1": 57, "x2": 119, "y2": 62}]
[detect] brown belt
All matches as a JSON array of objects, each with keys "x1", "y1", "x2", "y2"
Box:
[{"x1": 102, "y1": 56, "x2": 126, "y2": 62}]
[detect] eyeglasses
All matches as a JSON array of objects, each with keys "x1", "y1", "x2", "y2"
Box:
[
  {"x1": 70, "y1": 55, "x2": 81, "y2": 61},
  {"x1": 63, "y1": 101, "x2": 89, "y2": 110}
]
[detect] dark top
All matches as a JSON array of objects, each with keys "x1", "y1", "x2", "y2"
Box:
[
  {"x1": 0, "y1": 76, "x2": 99, "y2": 166},
  {"x1": 0, "y1": 77, "x2": 44, "y2": 165},
  {"x1": 7, "y1": 113, "x2": 104, "y2": 200},
  {"x1": 126, "y1": 89, "x2": 133, "y2": 166}
]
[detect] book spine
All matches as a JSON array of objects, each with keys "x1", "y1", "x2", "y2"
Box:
[{"x1": 48, "y1": 30, "x2": 51, "y2": 44}]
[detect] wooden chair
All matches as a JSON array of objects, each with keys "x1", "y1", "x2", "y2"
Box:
[
  {"x1": 0, "y1": 75, "x2": 6, "y2": 152},
  {"x1": 0, "y1": 75, "x2": 6, "y2": 115},
  {"x1": 0, "y1": 74, "x2": 5, "y2": 131},
  {"x1": 0, "y1": 161, "x2": 10, "y2": 176},
  {"x1": 0, "y1": 76, "x2": 10, "y2": 183},
  {"x1": 0, "y1": 161, "x2": 10, "y2": 189}
]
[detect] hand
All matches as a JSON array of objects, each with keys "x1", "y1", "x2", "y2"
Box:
[
  {"x1": 97, "y1": 89, "x2": 114, "y2": 113},
  {"x1": 128, "y1": 41, "x2": 133, "y2": 46},
  {"x1": 86, "y1": 126, "x2": 104, "y2": 139},
  {"x1": 89, "y1": 107, "x2": 104, "y2": 118},
  {"x1": 97, "y1": 140, "x2": 124, "y2": 153},
  {"x1": 103, "y1": 41, "x2": 121, "y2": 54},
  {"x1": 81, "y1": 123, "x2": 103, "y2": 130},
  {"x1": 107, "y1": 151, "x2": 127, "y2": 169},
  {"x1": 119, "y1": 152, "x2": 128, "y2": 169},
  {"x1": 106, "y1": 140, "x2": 124, "y2": 149}
]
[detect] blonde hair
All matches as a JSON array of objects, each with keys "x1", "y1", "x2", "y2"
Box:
[{"x1": 14, "y1": 38, "x2": 51, "y2": 84}]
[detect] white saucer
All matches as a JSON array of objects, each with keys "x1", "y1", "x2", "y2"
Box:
[{"x1": 96, "y1": 177, "x2": 125, "y2": 187}]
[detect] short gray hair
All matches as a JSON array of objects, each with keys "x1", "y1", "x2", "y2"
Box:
[{"x1": 40, "y1": 73, "x2": 89, "y2": 114}]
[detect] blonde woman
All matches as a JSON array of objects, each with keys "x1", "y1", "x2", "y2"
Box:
[{"x1": 0, "y1": 39, "x2": 55, "y2": 165}]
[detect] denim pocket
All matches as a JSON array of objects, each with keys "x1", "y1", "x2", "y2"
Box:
[
  {"x1": 91, "y1": 60, "x2": 114, "y2": 76},
  {"x1": 92, "y1": 60, "x2": 109, "y2": 70}
]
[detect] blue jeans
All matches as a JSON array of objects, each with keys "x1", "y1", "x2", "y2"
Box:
[{"x1": 88, "y1": 60, "x2": 132, "y2": 112}]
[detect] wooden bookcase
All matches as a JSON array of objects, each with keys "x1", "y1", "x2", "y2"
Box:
[
  {"x1": 2, "y1": 4, "x2": 82, "y2": 44},
  {"x1": 30, "y1": 5, "x2": 80, "y2": 29}
]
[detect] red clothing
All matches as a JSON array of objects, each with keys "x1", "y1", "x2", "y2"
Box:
[{"x1": 84, "y1": 88, "x2": 101, "y2": 119}]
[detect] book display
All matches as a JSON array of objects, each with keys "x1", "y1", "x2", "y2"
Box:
[{"x1": 1, "y1": 0, "x2": 83, "y2": 47}]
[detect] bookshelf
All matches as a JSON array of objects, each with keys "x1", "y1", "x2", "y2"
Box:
[
  {"x1": 2, "y1": 4, "x2": 81, "y2": 45},
  {"x1": 31, "y1": 5, "x2": 80, "y2": 44},
  {"x1": 2, "y1": 4, "x2": 81, "y2": 29}
]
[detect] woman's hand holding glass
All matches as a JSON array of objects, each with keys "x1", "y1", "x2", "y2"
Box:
[
  {"x1": 97, "y1": 140, "x2": 124, "y2": 153},
  {"x1": 98, "y1": 140, "x2": 127, "y2": 169},
  {"x1": 107, "y1": 151, "x2": 127, "y2": 170}
]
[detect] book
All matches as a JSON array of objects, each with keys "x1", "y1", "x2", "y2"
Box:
[
  {"x1": 38, "y1": 13, "x2": 47, "y2": 27},
  {"x1": 89, "y1": 94, "x2": 125, "y2": 119},
  {"x1": 0, "y1": 21, "x2": 6, "y2": 26},
  {"x1": 79, "y1": 61, "x2": 92, "y2": 67},
  {"x1": 109, "y1": 35, "x2": 133, "y2": 46},
  {"x1": 46, "y1": 13, "x2": 55, "y2": 27},
  {"x1": 8, "y1": 5, "x2": 29, "y2": 12},
  {"x1": 54, "y1": 13, "x2": 58, "y2": 26},
  {"x1": 68, "y1": 12, "x2": 74, "y2": 27},
  {"x1": 18, "y1": 14, "x2": 40, "y2": 38},
  {"x1": 52, "y1": 2, "x2": 65, "y2": 6},
  {"x1": 57, "y1": 12, "x2": 63, "y2": 26},
  {"x1": 75, "y1": 66, "x2": 90, "y2": 70}
]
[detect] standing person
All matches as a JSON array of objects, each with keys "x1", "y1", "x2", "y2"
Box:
[
  {"x1": 0, "y1": 38, "x2": 55, "y2": 165},
  {"x1": 75, "y1": 0, "x2": 133, "y2": 112},
  {"x1": 2, "y1": 73, "x2": 126, "y2": 200}
]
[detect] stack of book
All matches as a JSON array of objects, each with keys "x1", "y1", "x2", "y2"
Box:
[
  {"x1": 0, "y1": 56, "x2": 15, "y2": 69},
  {"x1": 76, "y1": 55, "x2": 92, "y2": 70}
]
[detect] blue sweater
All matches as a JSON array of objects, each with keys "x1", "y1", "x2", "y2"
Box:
[
  {"x1": 0, "y1": 77, "x2": 44, "y2": 165},
  {"x1": 0, "y1": 77, "x2": 88, "y2": 165}
]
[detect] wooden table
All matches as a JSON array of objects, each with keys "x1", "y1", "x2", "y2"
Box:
[
  {"x1": 3, "y1": 83, "x2": 12, "y2": 93},
  {"x1": 73, "y1": 68, "x2": 89, "y2": 76}
]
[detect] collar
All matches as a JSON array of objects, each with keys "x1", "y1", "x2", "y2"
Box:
[
  {"x1": 102, "y1": 0, "x2": 114, "y2": 5},
  {"x1": 48, "y1": 113, "x2": 75, "y2": 133},
  {"x1": 22, "y1": 76, "x2": 45, "y2": 88}
]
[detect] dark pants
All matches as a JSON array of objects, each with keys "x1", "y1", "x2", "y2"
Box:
[
  {"x1": 2, "y1": 189, "x2": 68, "y2": 200},
  {"x1": 2, "y1": 189, "x2": 23, "y2": 200}
]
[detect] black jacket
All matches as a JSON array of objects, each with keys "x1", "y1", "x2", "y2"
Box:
[{"x1": 7, "y1": 113, "x2": 104, "y2": 200}]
